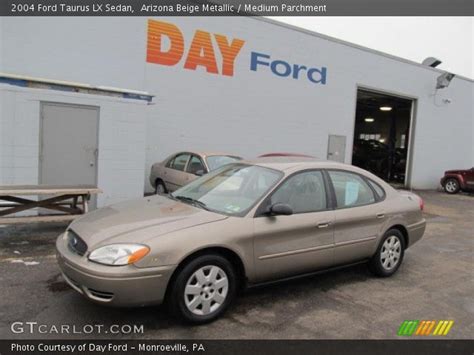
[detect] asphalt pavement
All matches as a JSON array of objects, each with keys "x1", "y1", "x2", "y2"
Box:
[{"x1": 0, "y1": 190, "x2": 472, "y2": 339}]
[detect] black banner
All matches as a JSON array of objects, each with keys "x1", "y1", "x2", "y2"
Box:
[
  {"x1": 0, "y1": 340, "x2": 473, "y2": 355},
  {"x1": 0, "y1": 0, "x2": 472, "y2": 16}
]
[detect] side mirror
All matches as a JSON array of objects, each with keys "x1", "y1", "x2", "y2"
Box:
[
  {"x1": 268, "y1": 203, "x2": 293, "y2": 216},
  {"x1": 195, "y1": 170, "x2": 205, "y2": 176}
]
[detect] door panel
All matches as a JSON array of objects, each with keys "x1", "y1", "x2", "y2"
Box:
[
  {"x1": 327, "y1": 170, "x2": 382, "y2": 264},
  {"x1": 40, "y1": 103, "x2": 98, "y2": 208},
  {"x1": 333, "y1": 205, "x2": 381, "y2": 264},
  {"x1": 327, "y1": 135, "x2": 346, "y2": 163},
  {"x1": 163, "y1": 167, "x2": 179, "y2": 192},
  {"x1": 253, "y1": 211, "x2": 335, "y2": 282},
  {"x1": 183, "y1": 155, "x2": 204, "y2": 186},
  {"x1": 253, "y1": 170, "x2": 335, "y2": 282},
  {"x1": 164, "y1": 153, "x2": 190, "y2": 191},
  {"x1": 466, "y1": 169, "x2": 474, "y2": 189}
]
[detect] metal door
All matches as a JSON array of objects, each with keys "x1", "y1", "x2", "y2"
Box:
[
  {"x1": 327, "y1": 135, "x2": 346, "y2": 163},
  {"x1": 40, "y1": 103, "x2": 99, "y2": 207}
]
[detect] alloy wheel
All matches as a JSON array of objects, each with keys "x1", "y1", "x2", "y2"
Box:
[
  {"x1": 380, "y1": 236, "x2": 401, "y2": 271},
  {"x1": 445, "y1": 180, "x2": 458, "y2": 193}
]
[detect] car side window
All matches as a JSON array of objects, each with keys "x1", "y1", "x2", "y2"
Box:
[
  {"x1": 367, "y1": 179, "x2": 385, "y2": 200},
  {"x1": 270, "y1": 171, "x2": 327, "y2": 214},
  {"x1": 187, "y1": 155, "x2": 205, "y2": 175},
  {"x1": 166, "y1": 157, "x2": 175, "y2": 168},
  {"x1": 170, "y1": 153, "x2": 190, "y2": 171},
  {"x1": 328, "y1": 170, "x2": 375, "y2": 208}
]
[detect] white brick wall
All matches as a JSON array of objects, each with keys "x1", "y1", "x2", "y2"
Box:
[
  {"x1": 0, "y1": 84, "x2": 148, "y2": 208},
  {"x1": 1, "y1": 17, "x2": 473, "y2": 191}
]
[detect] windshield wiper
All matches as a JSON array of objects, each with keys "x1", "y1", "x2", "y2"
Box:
[{"x1": 172, "y1": 195, "x2": 210, "y2": 211}]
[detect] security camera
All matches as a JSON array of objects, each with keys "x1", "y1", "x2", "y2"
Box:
[{"x1": 436, "y1": 72, "x2": 455, "y2": 89}]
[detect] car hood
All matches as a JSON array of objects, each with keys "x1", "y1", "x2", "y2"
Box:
[
  {"x1": 69, "y1": 195, "x2": 227, "y2": 248},
  {"x1": 445, "y1": 169, "x2": 466, "y2": 174}
]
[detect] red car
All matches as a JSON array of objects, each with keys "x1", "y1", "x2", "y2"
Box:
[{"x1": 440, "y1": 168, "x2": 474, "y2": 194}]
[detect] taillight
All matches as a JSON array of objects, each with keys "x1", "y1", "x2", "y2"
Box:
[{"x1": 419, "y1": 197, "x2": 424, "y2": 211}]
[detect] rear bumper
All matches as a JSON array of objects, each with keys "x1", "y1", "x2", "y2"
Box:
[
  {"x1": 56, "y1": 235, "x2": 175, "y2": 307},
  {"x1": 407, "y1": 219, "x2": 426, "y2": 247}
]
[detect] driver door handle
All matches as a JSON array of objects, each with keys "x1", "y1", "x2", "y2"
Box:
[
  {"x1": 376, "y1": 213, "x2": 385, "y2": 219},
  {"x1": 317, "y1": 222, "x2": 331, "y2": 229}
]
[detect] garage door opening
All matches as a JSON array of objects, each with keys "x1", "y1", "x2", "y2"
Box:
[{"x1": 352, "y1": 89, "x2": 414, "y2": 186}]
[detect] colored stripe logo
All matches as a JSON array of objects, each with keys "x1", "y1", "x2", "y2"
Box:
[{"x1": 398, "y1": 320, "x2": 454, "y2": 336}]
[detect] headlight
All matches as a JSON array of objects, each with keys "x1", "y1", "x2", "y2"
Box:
[{"x1": 88, "y1": 244, "x2": 150, "y2": 266}]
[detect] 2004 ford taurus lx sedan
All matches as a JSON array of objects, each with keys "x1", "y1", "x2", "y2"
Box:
[{"x1": 57, "y1": 158, "x2": 426, "y2": 324}]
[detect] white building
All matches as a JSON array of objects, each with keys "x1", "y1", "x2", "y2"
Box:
[{"x1": 0, "y1": 17, "x2": 473, "y2": 207}]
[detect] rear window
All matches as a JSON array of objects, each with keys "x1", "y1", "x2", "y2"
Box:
[{"x1": 206, "y1": 155, "x2": 241, "y2": 171}]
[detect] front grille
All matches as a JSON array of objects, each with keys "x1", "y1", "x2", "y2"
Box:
[{"x1": 67, "y1": 230, "x2": 88, "y2": 256}]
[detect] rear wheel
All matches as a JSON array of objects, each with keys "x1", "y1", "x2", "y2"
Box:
[
  {"x1": 155, "y1": 180, "x2": 167, "y2": 195},
  {"x1": 444, "y1": 178, "x2": 460, "y2": 194},
  {"x1": 369, "y1": 229, "x2": 405, "y2": 277},
  {"x1": 168, "y1": 254, "x2": 237, "y2": 324}
]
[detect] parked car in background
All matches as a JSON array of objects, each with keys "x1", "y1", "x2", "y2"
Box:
[
  {"x1": 440, "y1": 167, "x2": 474, "y2": 194},
  {"x1": 352, "y1": 139, "x2": 389, "y2": 178},
  {"x1": 57, "y1": 158, "x2": 425, "y2": 324},
  {"x1": 150, "y1": 151, "x2": 242, "y2": 194},
  {"x1": 259, "y1": 152, "x2": 316, "y2": 158}
]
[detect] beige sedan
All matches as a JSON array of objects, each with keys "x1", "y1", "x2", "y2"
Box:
[
  {"x1": 57, "y1": 158, "x2": 426, "y2": 323},
  {"x1": 149, "y1": 151, "x2": 242, "y2": 194}
]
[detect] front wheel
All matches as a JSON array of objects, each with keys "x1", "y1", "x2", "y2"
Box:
[
  {"x1": 369, "y1": 229, "x2": 405, "y2": 277},
  {"x1": 444, "y1": 178, "x2": 460, "y2": 194},
  {"x1": 168, "y1": 254, "x2": 237, "y2": 324}
]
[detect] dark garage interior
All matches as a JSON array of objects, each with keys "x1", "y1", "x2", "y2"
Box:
[{"x1": 352, "y1": 89, "x2": 413, "y2": 185}]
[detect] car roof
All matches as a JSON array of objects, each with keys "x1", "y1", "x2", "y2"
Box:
[
  {"x1": 242, "y1": 157, "x2": 349, "y2": 171},
  {"x1": 241, "y1": 158, "x2": 392, "y2": 189},
  {"x1": 258, "y1": 152, "x2": 317, "y2": 158},
  {"x1": 171, "y1": 151, "x2": 242, "y2": 159}
]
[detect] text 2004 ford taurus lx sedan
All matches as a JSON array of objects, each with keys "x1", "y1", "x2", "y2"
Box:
[{"x1": 57, "y1": 158, "x2": 426, "y2": 323}]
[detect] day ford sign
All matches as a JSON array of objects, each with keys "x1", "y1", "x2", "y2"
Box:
[{"x1": 146, "y1": 19, "x2": 327, "y2": 85}]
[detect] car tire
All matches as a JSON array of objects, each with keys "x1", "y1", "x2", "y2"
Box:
[
  {"x1": 168, "y1": 254, "x2": 237, "y2": 324},
  {"x1": 369, "y1": 229, "x2": 405, "y2": 277},
  {"x1": 443, "y1": 178, "x2": 460, "y2": 194},
  {"x1": 155, "y1": 180, "x2": 167, "y2": 195}
]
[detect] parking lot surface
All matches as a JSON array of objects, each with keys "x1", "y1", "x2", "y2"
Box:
[{"x1": 0, "y1": 191, "x2": 472, "y2": 339}]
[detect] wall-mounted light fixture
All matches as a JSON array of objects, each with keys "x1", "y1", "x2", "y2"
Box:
[
  {"x1": 422, "y1": 57, "x2": 442, "y2": 68},
  {"x1": 436, "y1": 72, "x2": 455, "y2": 89}
]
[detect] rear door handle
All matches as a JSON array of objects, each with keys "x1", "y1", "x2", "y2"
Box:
[
  {"x1": 317, "y1": 222, "x2": 331, "y2": 229},
  {"x1": 376, "y1": 213, "x2": 385, "y2": 219}
]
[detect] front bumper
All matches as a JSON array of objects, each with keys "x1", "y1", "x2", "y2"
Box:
[{"x1": 56, "y1": 234, "x2": 175, "y2": 307}]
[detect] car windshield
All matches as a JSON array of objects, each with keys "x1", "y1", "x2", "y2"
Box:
[
  {"x1": 171, "y1": 163, "x2": 282, "y2": 216},
  {"x1": 206, "y1": 155, "x2": 242, "y2": 171}
]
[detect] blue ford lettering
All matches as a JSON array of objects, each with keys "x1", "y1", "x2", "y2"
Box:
[{"x1": 250, "y1": 52, "x2": 327, "y2": 84}]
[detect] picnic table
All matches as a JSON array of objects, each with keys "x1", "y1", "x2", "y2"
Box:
[{"x1": 0, "y1": 185, "x2": 101, "y2": 224}]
